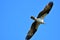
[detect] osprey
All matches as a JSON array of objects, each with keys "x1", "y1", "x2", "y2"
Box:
[{"x1": 26, "y1": 1, "x2": 53, "y2": 40}]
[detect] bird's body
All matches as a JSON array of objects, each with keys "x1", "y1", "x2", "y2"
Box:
[
  {"x1": 26, "y1": 1, "x2": 53, "y2": 40},
  {"x1": 31, "y1": 16, "x2": 44, "y2": 24},
  {"x1": 35, "y1": 18, "x2": 44, "y2": 24}
]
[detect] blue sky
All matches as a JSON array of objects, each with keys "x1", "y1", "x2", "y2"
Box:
[{"x1": 0, "y1": 0, "x2": 60, "y2": 40}]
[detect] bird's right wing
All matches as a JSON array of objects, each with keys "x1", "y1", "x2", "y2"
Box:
[{"x1": 26, "y1": 21, "x2": 40, "y2": 40}]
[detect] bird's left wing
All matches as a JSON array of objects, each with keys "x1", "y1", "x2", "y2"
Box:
[{"x1": 37, "y1": 1, "x2": 53, "y2": 19}]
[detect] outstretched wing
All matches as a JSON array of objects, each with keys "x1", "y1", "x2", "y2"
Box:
[
  {"x1": 26, "y1": 21, "x2": 40, "y2": 40},
  {"x1": 37, "y1": 1, "x2": 53, "y2": 19}
]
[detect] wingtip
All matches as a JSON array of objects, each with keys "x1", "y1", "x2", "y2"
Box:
[
  {"x1": 25, "y1": 35, "x2": 31, "y2": 40},
  {"x1": 48, "y1": 1, "x2": 53, "y2": 7}
]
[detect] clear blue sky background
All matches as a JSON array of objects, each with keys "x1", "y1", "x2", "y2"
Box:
[{"x1": 0, "y1": 0, "x2": 60, "y2": 40}]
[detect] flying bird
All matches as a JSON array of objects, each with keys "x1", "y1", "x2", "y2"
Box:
[{"x1": 26, "y1": 1, "x2": 53, "y2": 40}]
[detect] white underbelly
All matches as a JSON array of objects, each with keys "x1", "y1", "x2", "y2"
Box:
[{"x1": 36, "y1": 18, "x2": 44, "y2": 23}]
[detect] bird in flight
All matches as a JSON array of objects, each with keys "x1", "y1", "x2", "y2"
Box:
[{"x1": 26, "y1": 1, "x2": 53, "y2": 40}]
